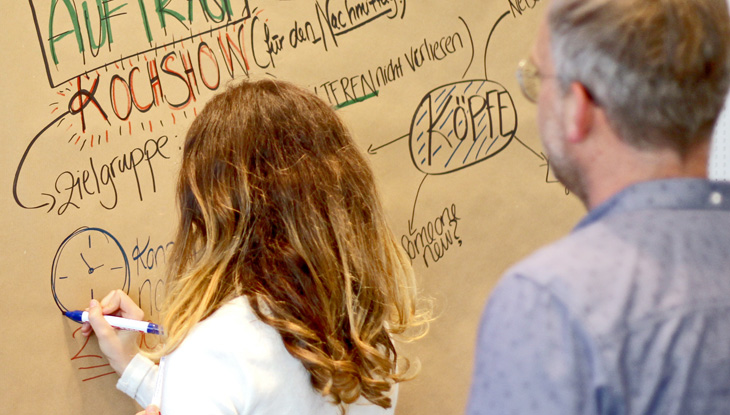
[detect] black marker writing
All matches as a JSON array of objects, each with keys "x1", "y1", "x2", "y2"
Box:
[
  {"x1": 53, "y1": 135, "x2": 171, "y2": 215},
  {"x1": 401, "y1": 204, "x2": 462, "y2": 268}
]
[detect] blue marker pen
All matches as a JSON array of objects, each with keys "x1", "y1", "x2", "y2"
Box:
[{"x1": 64, "y1": 310, "x2": 163, "y2": 335}]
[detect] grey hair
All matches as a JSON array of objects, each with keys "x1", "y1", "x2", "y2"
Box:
[{"x1": 548, "y1": 0, "x2": 730, "y2": 154}]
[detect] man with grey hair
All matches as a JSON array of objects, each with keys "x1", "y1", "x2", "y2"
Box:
[{"x1": 467, "y1": 0, "x2": 730, "y2": 414}]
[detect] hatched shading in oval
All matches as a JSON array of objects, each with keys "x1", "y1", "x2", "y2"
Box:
[{"x1": 409, "y1": 80, "x2": 517, "y2": 175}]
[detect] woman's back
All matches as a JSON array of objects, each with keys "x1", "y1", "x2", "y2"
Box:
[{"x1": 160, "y1": 297, "x2": 397, "y2": 415}]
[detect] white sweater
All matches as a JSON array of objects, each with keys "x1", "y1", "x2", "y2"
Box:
[{"x1": 116, "y1": 296, "x2": 397, "y2": 415}]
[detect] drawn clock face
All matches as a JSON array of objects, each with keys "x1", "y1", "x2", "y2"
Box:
[{"x1": 51, "y1": 227, "x2": 131, "y2": 312}]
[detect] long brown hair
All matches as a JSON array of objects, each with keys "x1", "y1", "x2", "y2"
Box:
[{"x1": 157, "y1": 79, "x2": 427, "y2": 409}]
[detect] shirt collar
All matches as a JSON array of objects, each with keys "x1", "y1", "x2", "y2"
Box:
[{"x1": 574, "y1": 178, "x2": 730, "y2": 231}]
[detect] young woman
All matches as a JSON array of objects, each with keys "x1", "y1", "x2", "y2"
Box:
[{"x1": 83, "y1": 79, "x2": 428, "y2": 414}]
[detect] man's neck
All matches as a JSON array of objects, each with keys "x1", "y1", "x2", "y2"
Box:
[{"x1": 584, "y1": 140, "x2": 710, "y2": 210}]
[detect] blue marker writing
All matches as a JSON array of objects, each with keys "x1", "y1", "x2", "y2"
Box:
[{"x1": 64, "y1": 310, "x2": 163, "y2": 335}]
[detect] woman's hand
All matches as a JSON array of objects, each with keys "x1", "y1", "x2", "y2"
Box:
[
  {"x1": 135, "y1": 405, "x2": 160, "y2": 415},
  {"x1": 81, "y1": 289, "x2": 145, "y2": 375}
]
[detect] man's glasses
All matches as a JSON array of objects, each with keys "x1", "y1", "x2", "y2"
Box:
[
  {"x1": 516, "y1": 58, "x2": 597, "y2": 105},
  {"x1": 516, "y1": 58, "x2": 543, "y2": 103}
]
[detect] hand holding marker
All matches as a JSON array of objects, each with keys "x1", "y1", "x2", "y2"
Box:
[
  {"x1": 74, "y1": 291, "x2": 156, "y2": 377},
  {"x1": 65, "y1": 310, "x2": 163, "y2": 335}
]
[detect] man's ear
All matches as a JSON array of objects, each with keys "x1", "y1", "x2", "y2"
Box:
[{"x1": 564, "y1": 82, "x2": 595, "y2": 143}]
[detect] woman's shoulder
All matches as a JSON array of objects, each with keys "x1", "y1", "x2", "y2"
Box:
[
  {"x1": 166, "y1": 296, "x2": 305, "y2": 395},
  {"x1": 183, "y1": 296, "x2": 282, "y2": 353},
  {"x1": 196, "y1": 296, "x2": 259, "y2": 330}
]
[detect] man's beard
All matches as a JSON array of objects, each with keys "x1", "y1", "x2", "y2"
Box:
[{"x1": 541, "y1": 115, "x2": 589, "y2": 207}]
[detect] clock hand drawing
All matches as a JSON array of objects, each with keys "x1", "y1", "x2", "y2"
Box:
[
  {"x1": 80, "y1": 253, "x2": 104, "y2": 273},
  {"x1": 52, "y1": 227, "x2": 131, "y2": 312}
]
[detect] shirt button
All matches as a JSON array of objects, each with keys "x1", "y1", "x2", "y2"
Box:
[{"x1": 710, "y1": 191, "x2": 722, "y2": 206}]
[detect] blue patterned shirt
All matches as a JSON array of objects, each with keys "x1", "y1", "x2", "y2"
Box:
[{"x1": 467, "y1": 179, "x2": 730, "y2": 415}]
